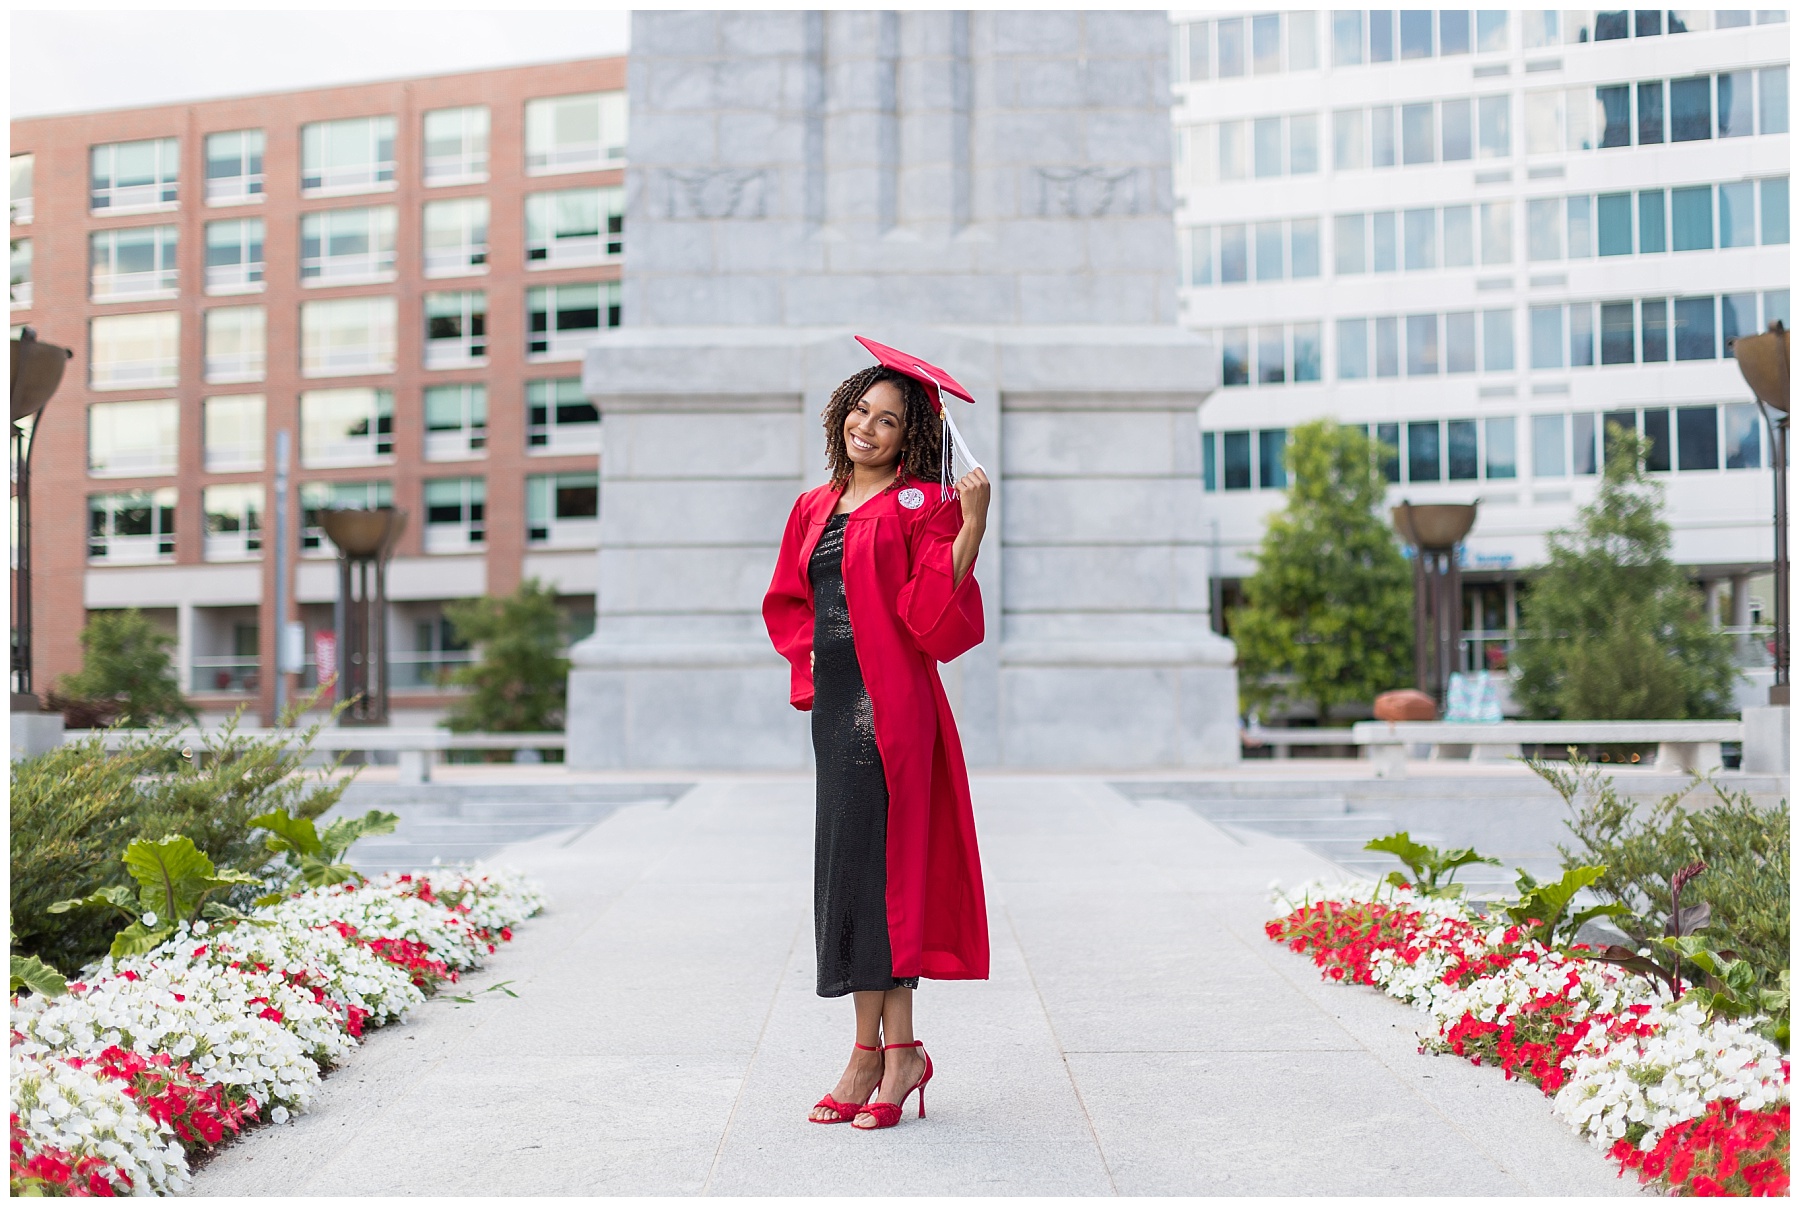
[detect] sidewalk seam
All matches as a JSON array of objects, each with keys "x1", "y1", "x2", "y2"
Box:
[{"x1": 701, "y1": 914, "x2": 804, "y2": 1196}]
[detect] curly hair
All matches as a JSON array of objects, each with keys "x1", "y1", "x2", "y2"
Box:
[{"x1": 822, "y1": 366, "x2": 947, "y2": 488}]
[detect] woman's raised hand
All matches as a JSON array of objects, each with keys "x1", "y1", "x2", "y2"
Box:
[{"x1": 954, "y1": 468, "x2": 990, "y2": 532}]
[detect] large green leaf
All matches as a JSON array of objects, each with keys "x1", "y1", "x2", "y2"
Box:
[
  {"x1": 122, "y1": 835, "x2": 218, "y2": 923},
  {"x1": 251, "y1": 808, "x2": 325, "y2": 859},
  {"x1": 109, "y1": 920, "x2": 174, "y2": 960},
  {"x1": 1365, "y1": 832, "x2": 1433, "y2": 879},
  {"x1": 316, "y1": 810, "x2": 399, "y2": 862},
  {"x1": 47, "y1": 885, "x2": 138, "y2": 919},
  {"x1": 1504, "y1": 865, "x2": 1607, "y2": 942},
  {"x1": 10, "y1": 953, "x2": 67, "y2": 997}
]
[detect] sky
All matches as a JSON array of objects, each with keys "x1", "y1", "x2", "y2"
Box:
[{"x1": 11, "y1": 6, "x2": 633, "y2": 118}]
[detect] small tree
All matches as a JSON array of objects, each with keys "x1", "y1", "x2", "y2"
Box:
[
  {"x1": 441, "y1": 579, "x2": 570, "y2": 734},
  {"x1": 1231, "y1": 420, "x2": 1413, "y2": 723},
  {"x1": 1511, "y1": 425, "x2": 1739, "y2": 720},
  {"x1": 54, "y1": 608, "x2": 193, "y2": 726}
]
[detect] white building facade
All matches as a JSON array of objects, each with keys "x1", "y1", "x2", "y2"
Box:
[{"x1": 1171, "y1": 8, "x2": 1786, "y2": 704}]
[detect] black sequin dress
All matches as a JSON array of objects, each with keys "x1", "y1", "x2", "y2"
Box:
[{"x1": 809, "y1": 512, "x2": 920, "y2": 998}]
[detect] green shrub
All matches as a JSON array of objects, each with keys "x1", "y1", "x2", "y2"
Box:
[
  {"x1": 1534, "y1": 753, "x2": 1789, "y2": 985},
  {"x1": 54, "y1": 608, "x2": 194, "y2": 726},
  {"x1": 443, "y1": 578, "x2": 570, "y2": 735}
]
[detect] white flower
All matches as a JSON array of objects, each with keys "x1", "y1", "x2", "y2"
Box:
[{"x1": 140, "y1": 912, "x2": 158, "y2": 927}]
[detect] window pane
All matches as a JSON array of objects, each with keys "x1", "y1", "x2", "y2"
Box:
[
  {"x1": 1375, "y1": 316, "x2": 1400, "y2": 377},
  {"x1": 1760, "y1": 67, "x2": 1789, "y2": 135},
  {"x1": 1641, "y1": 298, "x2": 1669, "y2": 361},
  {"x1": 1186, "y1": 21, "x2": 1211, "y2": 81},
  {"x1": 1187, "y1": 225, "x2": 1214, "y2": 285},
  {"x1": 1223, "y1": 430, "x2": 1252, "y2": 487},
  {"x1": 1643, "y1": 408, "x2": 1672, "y2": 471},
  {"x1": 1217, "y1": 16, "x2": 1245, "y2": 76},
  {"x1": 1255, "y1": 221, "x2": 1284, "y2": 280},
  {"x1": 1526, "y1": 197, "x2": 1563, "y2": 260},
  {"x1": 1532, "y1": 414, "x2": 1566, "y2": 477},
  {"x1": 1677, "y1": 406, "x2": 1720, "y2": 470},
  {"x1": 1482, "y1": 308, "x2": 1514, "y2": 371},
  {"x1": 1445, "y1": 311, "x2": 1477, "y2": 373},
  {"x1": 1637, "y1": 9, "x2": 1664, "y2": 35},
  {"x1": 1220, "y1": 223, "x2": 1247, "y2": 282},
  {"x1": 1569, "y1": 302, "x2": 1594, "y2": 366},
  {"x1": 1477, "y1": 10, "x2": 1509, "y2": 51},
  {"x1": 1257, "y1": 326, "x2": 1286, "y2": 383},
  {"x1": 1566, "y1": 195, "x2": 1591, "y2": 258},
  {"x1": 1332, "y1": 10, "x2": 1364, "y2": 65},
  {"x1": 1403, "y1": 208, "x2": 1436, "y2": 269},
  {"x1": 1288, "y1": 12, "x2": 1319, "y2": 69},
  {"x1": 1253, "y1": 117, "x2": 1284, "y2": 177},
  {"x1": 1673, "y1": 296, "x2": 1716, "y2": 360},
  {"x1": 1717, "y1": 70, "x2": 1754, "y2": 137},
  {"x1": 1337, "y1": 317, "x2": 1369, "y2": 378},
  {"x1": 1766, "y1": 289, "x2": 1791, "y2": 328},
  {"x1": 1724, "y1": 402, "x2": 1762, "y2": 468},
  {"x1": 1721, "y1": 292, "x2": 1757, "y2": 351},
  {"x1": 1441, "y1": 98, "x2": 1472, "y2": 160},
  {"x1": 1571, "y1": 413, "x2": 1597, "y2": 475},
  {"x1": 1477, "y1": 94, "x2": 1512, "y2": 158},
  {"x1": 1485, "y1": 416, "x2": 1517, "y2": 478},
  {"x1": 1600, "y1": 301, "x2": 1635, "y2": 364},
  {"x1": 1371, "y1": 105, "x2": 1396, "y2": 166},
  {"x1": 1289, "y1": 114, "x2": 1319, "y2": 173},
  {"x1": 1670, "y1": 76, "x2": 1711, "y2": 141},
  {"x1": 1406, "y1": 313, "x2": 1439, "y2": 375},
  {"x1": 1637, "y1": 80, "x2": 1665, "y2": 144},
  {"x1": 1374, "y1": 423, "x2": 1401, "y2": 481},
  {"x1": 1222, "y1": 328, "x2": 1249, "y2": 385},
  {"x1": 1252, "y1": 13, "x2": 1282, "y2": 73},
  {"x1": 1202, "y1": 432, "x2": 1216, "y2": 490},
  {"x1": 1370, "y1": 9, "x2": 1395, "y2": 60},
  {"x1": 1334, "y1": 213, "x2": 1366, "y2": 273},
  {"x1": 1716, "y1": 181, "x2": 1754, "y2": 247},
  {"x1": 1402, "y1": 102, "x2": 1436, "y2": 163},
  {"x1": 1440, "y1": 10, "x2": 1471, "y2": 54},
  {"x1": 1400, "y1": 9, "x2": 1434, "y2": 57},
  {"x1": 1447, "y1": 419, "x2": 1479, "y2": 479},
  {"x1": 1670, "y1": 185, "x2": 1713, "y2": 250},
  {"x1": 1407, "y1": 422, "x2": 1441, "y2": 481},
  {"x1": 1594, "y1": 10, "x2": 1629, "y2": 39},
  {"x1": 1333, "y1": 108, "x2": 1366, "y2": 169},
  {"x1": 1293, "y1": 321, "x2": 1322, "y2": 381},
  {"x1": 1290, "y1": 218, "x2": 1320, "y2": 277},
  {"x1": 1762, "y1": 178, "x2": 1789, "y2": 245},
  {"x1": 1566, "y1": 86, "x2": 1597, "y2": 151},
  {"x1": 1530, "y1": 305, "x2": 1564, "y2": 369},
  {"x1": 1442, "y1": 205, "x2": 1474, "y2": 266},
  {"x1": 1596, "y1": 192, "x2": 1632, "y2": 255},
  {"x1": 1480, "y1": 200, "x2": 1512, "y2": 264},
  {"x1": 1259, "y1": 429, "x2": 1288, "y2": 487},
  {"x1": 1219, "y1": 121, "x2": 1246, "y2": 179},
  {"x1": 1638, "y1": 189, "x2": 1666, "y2": 252},
  {"x1": 1597, "y1": 85, "x2": 1631, "y2": 146},
  {"x1": 1525, "y1": 90, "x2": 1563, "y2": 155},
  {"x1": 1372, "y1": 210, "x2": 1397, "y2": 271}
]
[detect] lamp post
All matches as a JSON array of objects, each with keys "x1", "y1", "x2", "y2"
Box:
[
  {"x1": 10, "y1": 328, "x2": 72, "y2": 710},
  {"x1": 1392, "y1": 501, "x2": 1479, "y2": 707},
  {"x1": 1729, "y1": 320, "x2": 1789, "y2": 706},
  {"x1": 320, "y1": 506, "x2": 406, "y2": 725}
]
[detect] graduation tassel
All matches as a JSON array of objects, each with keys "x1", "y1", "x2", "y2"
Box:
[{"x1": 941, "y1": 409, "x2": 953, "y2": 502}]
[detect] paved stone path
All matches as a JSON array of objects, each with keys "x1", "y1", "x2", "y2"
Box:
[{"x1": 196, "y1": 776, "x2": 1638, "y2": 1196}]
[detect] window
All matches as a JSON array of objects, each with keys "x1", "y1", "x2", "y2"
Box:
[
  {"x1": 89, "y1": 312, "x2": 178, "y2": 390},
  {"x1": 88, "y1": 489, "x2": 176, "y2": 563},
  {"x1": 1406, "y1": 314, "x2": 1439, "y2": 376},
  {"x1": 1525, "y1": 90, "x2": 1563, "y2": 155},
  {"x1": 1337, "y1": 318, "x2": 1369, "y2": 379},
  {"x1": 1222, "y1": 430, "x2": 1252, "y2": 488},
  {"x1": 1531, "y1": 414, "x2": 1566, "y2": 477},
  {"x1": 1722, "y1": 292, "x2": 1758, "y2": 352},
  {"x1": 1253, "y1": 117, "x2": 1283, "y2": 178},
  {"x1": 1447, "y1": 419, "x2": 1479, "y2": 480},
  {"x1": 10, "y1": 153, "x2": 32, "y2": 224},
  {"x1": 1252, "y1": 14, "x2": 1281, "y2": 73},
  {"x1": 1641, "y1": 298, "x2": 1670, "y2": 362},
  {"x1": 1480, "y1": 201, "x2": 1512, "y2": 264},
  {"x1": 90, "y1": 225, "x2": 179, "y2": 300},
  {"x1": 422, "y1": 198, "x2": 489, "y2": 277},
  {"x1": 1257, "y1": 326, "x2": 1285, "y2": 383},
  {"x1": 1290, "y1": 218, "x2": 1320, "y2": 278},
  {"x1": 1635, "y1": 9, "x2": 1663, "y2": 36},
  {"x1": 423, "y1": 477, "x2": 485, "y2": 553},
  {"x1": 1334, "y1": 213, "x2": 1366, "y2": 274},
  {"x1": 1594, "y1": 11, "x2": 1629, "y2": 40},
  {"x1": 300, "y1": 387, "x2": 394, "y2": 467},
  {"x1": 1677, "y1": 406, "x2": 1720, "y2": 471},
  {"x1": 1332, "y1": 11, "x2": 1363, "y2": 65},
  {"x1": 1258, "y1": 429, "x2": 1288, "y2": 488},
  {"x1": 204, "y1": 306, "x2": 265, "y2": 384},
  {"x1": 1526, "y1": 198, "x2": 1562, "y2": 261},
  {"x1": 1565, "y1": 86, "x2": 1597, "y2": 151},
  {"x1": 527, "y1": 377, "x2": 600, "y2": 454},
  {"x1": 90, "y1": 138, "x2": 179, "y2": 212},
  {"x1": 204, "y1": 219, "x2": 264, "y2": 294},
  {"x1": 1445, "y1": 311, "x2": 1477, "y2": 373},
  {"x1": 1670, "y1": 76, "x2": 1711, "y2": 142},
  {"x1": 1718, "y1": 71, "x2": 1754, "y2": 138},
  {"x1": 1567, "y1": 195, "x2": 1592, "y2": 258},
  {"x1": 1440, "y1": 10, "x2": 1471, "y2": 54},
  {"x1": 203, "y1": 394, "x2": 264, "y2": 472},
  {"x1": 1184, "y1": 226, "x2": 1214, "y2": 285},
  {"x1": 1370, "y1": 105, "x2": 1396, "y2": 167},
  {"x1": 1673, "y1": 296, "x2": 1715, "y2": 360},
  {"x1": 424, "y1": 291, "x2": 487, "y2": 368},
  {"x1": 424, "y1": 383, "x2": 487, "y2": 461},
  {"x1": 1288, "y1": 11, "x2": 1318, "y2": 69},
  {"x1": 1638, "y1": 80, "x2": 1665, "y2": 144},
  {"x1": 1441, "y1": 99, "x2": 1472, "y2": 161},
  {"x1": 1482, "y1": 308, "x2": 1514, "y2": 371},
  {"x1": 1571, "y1": 413, "x2": 1598, "y2": 475},
  {"x1": 1181, "y1": 20, "x2": 1212, "y2": 82},
  {"x1": 300, "y1": 480, "x2": 392, "y2": 552},
  {"x1": 88, "y1": 398, "x2": 177, "y2": 477},
  {"x1": 1484, "y1": 416, "x2": 1517, "y2": 479},
  {"x1": 10, "y1": 239, "x2": 30, "y2": 309},
  {"x1": 423, "y1": 105, "x2": 489, "y2": 185},
  {"x1": 1569, "y1": 302, "x2": 1594, "y2": 366},
  {"x1": 1289, "y1": 114, "x2": 1319, "y2": 174},
  {"x1": 1403, "y1": 208, "x2": 1436, "y2": 270},
  {"x1": 1639, "y1": 189, "x2": 1667, "y2": 253},
  {"x1": 1201, "y1": 432, "x2": 1216, "y2": 490},
  {"x1": 1217, "y1": 17, "x2": 1245, "y2": 76},
  {"x1": 1760, "y1": 67, "x2": 1788, "y2": 135},
  {"x1": 1478, "y1": 94, "x2": 1511, "y2": 158},
  {"x1": 1221, "y1": 328, "x2": 1249, "y2": 386},
  {"x1": 1401, "y1": 103, "x2": 1436, "y2": 164},
  {"x1": 1597, "y1": 193, "x2": 1632, "y2": 255},
  {"x1": 1293, "y1": 322, "x2": 1322, "y2": 382},
  {"x1": 1600, "y1": 301, "x2": 1635, "y2": 364},
  {"x1": 1723, "y1": 402, "x2": 1762, "y2": 469},
  {"x1": 1522, "y1": 10, "x2": 1559, "y2": 48},
  {"x1": 1219, "y1": 121, "x2": 1247, "y2": 179},
  {"x1": 527, "y1": 282, "x2": 620, "y2": 359},
  {"x1": 1407, "y1": 422, "x2": 1441, "y2": 482},
  {"x1": 1374, "y1": 316, "x2": 1400, "y2": 377},
  {"x1": 526, "y1": 472, "x2": 599, "y2": 546},
  {"x1": 1254, "y1": 222, "x2": 1283, "y2": 280},
  {"x1": 1597, "y1": 85, "x2": 1631, "y2": 147},
  {"x1": 1374, "y1": 422, "x2": 1401, "y2": 481},
  {"x1": 1333, "y1": 109, "x2": 1365, "y2": 169},
  {"x1": 1670, "y1": 185, "x2": 1713, "y2": 251},
  {"x1": 301, "y1": 116, "x2": 397, "y2": 195},
  {"x1": 1718, "y1": 182, "x2": 1754, "y2": 248},
  {"x1": 1530, "y1": 305, "x2": 1563, "y2": 369},
  {"x1": 1768, "y1": 289, "x2": 1791, "y2": 328},
  {"x1": 1372, "y1": 210, "x2": 1397, "y2": 271},
  {"x1": 1369, "y1": 9, "x2": 1395, "y2": 60},
  {"x1": 1762, "y1": 178, "x2": 1789, "y2": 244},
  {"x1": 1476, "y1": 10, "x2": 1509, "y2": 52},
  {"x1": 525, "y1": 91, "x2": 628, "y2": 174},
  {"x1": 205, "y1": 130, "x2": 264, "y2": 205},
  {"x1": 300, "y1": 206, "x2": 397, "y2": 283},
  {"x1": 301, "y1": 297, "x2": 397, "y2": 377},
  {"x1": 202, "y1": 484, "x2": 263, "y2": 560}
]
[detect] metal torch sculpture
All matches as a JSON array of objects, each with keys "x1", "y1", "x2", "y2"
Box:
[
  {"x1": 1392, "y1": 501, "x2": 1479, "y2": 707},
  {"x1": 1729, "y1": 320, "x2": 1789, "y2": 705}
]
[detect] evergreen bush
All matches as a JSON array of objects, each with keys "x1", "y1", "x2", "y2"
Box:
[
  {"x1": 442, "y1": 579, "x2": 571, "y2": 742},
  {"x1": 52, "y1": 608, "x2": 194, "y2": 727}
]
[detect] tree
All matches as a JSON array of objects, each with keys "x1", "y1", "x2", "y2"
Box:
[
  {"x1": 53, "y1": 608, "x2": 193, "y2": 726},
  {"x1": 441, "y1": 579, "x2": 571, "y2": 733},
  {"x1": 1510, "y1": 425, "x2": 1739, "y2": 720},
  {"x1": 1231, "y1": 420, "x2": 1413, "y2": 723}
]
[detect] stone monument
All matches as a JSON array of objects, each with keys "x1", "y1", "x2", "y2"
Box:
[{"x1": 567, "y1": 10, "x2": 1239, "y2": 769}]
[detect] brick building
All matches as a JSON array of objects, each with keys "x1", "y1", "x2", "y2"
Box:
[{"x1": 11, "y1": 56, "x2": 625, "y2": 723}]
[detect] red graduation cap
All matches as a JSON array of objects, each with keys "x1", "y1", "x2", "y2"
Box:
[{"x1": 854, "y1": 336, "x2": 975, "y2": 412}]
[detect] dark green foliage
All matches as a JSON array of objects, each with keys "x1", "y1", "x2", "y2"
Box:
[
  {"x1": 1503, "y1": 865, "x2": 1632, "y2": 948},
  {"x1": 1365, "y1": 831, "x2": 1499, "y2": 898},
  {"x1": 50, "y1": 835, "x2": 265, "y2": 959},
  {"x1": 53, "y1": 608, "x2": 195, "y2": 726},
  {"x1": 1510, "y1": 427, "x2": 1740, "y2": 720},
  {"x1": 442, "y1": 579, "x2": 570, "y2": 734},
  {"x1": 1231, "y1": 421, "x2": 1413, "y2": 721},
  {"x1": 1535, "y1": 753, "x2": 1789, "y2": 986}
]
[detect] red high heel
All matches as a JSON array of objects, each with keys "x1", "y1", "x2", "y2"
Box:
[
  {"x1": 809, "y1": 1042, "x2": 881, "y2": 1124},
  {"x1": 852, "y1": 1040, "x2": 932, "y2": 1129}
]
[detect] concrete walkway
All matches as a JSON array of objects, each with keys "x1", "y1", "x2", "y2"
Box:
[{"x1": 195, "y1": 776, "x2": 1638, "y2": 1196}]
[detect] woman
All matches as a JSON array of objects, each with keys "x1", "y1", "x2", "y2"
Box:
[{"x1": 762, "y1": 354, "x2": 992, "y2": 1131}]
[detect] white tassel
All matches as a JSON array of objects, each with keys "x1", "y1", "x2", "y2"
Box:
[{"x1": 941, "y1": 412, "x2": 953, "y2": 502}]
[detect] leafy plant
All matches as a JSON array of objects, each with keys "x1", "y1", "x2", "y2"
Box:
[
  {"x1": 1510, "y1": 426, "x2": 1739, "y2": 720},
  {"x1": 53, "y1": 608, "x2": 195, "y2": 727},
  {"x1": 1230, "y1": 420, "x2": 1413, "y2": 722},
  {"x1": 252, "y1": 807, "x2": 399, "y2": 891},
  {"x1": 442, "y1": 578, "x2": 570, "y2": 740},
  {"x1": 1365, "y1": 831, "x2": 1500, "y2": 898},
  {"x1": 1502, "y1": 865, "x2": 1632, "y2": 948},
  {"x1": 49, "y1": 836, "x2": 264, "y2": 959},
  {"x1": 9, "y1": 927, "x2": 67, "y2": 998},
  {"x1": 1534, "y1": 753, "x2": 1789, "y2": 987},
  {"x1": 1671, "y1": 942, "x2": 1790, "y2": 1048}
]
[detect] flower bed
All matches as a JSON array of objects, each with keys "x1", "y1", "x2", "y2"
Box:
[
  {"x1": 10, "y1": 865, "x2": 544, "y2": 1196},
  {"x1": 1268, "y1": 880, "x2": 1789, "y2": 1197}
]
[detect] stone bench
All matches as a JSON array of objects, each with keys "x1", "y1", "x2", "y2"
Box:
[
  {"x1": 64, "y1": 728, "x2": 568, "y2": 785},
  {"x1": 1348, "y1": 720, "x2": 1746, "y2": 779}
]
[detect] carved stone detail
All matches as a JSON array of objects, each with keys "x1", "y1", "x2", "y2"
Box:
[
  {"x1": 662, "y1": 169, "x2": 770, "y2": 220},
  {"x1": 1034, "y1": 167, "x2": 1144, "y2": 218}
]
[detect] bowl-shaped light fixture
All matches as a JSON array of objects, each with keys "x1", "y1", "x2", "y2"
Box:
[
  {"x1": 1730, "y1": 321, "x2": 1789, "y2": 414},
  {"x1": 320, "y1": 507, "x2": 407, "y2": 558},
  {"x1": 1392, "y1": 501, "x2": 1478, "y2": 549}
]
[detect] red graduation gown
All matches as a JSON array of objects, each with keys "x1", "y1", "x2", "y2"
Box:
[{"x1": 762, "y1": 480, "x2": 990, "y2": 982}]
